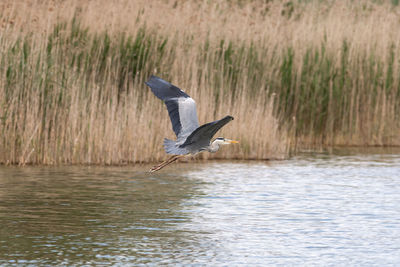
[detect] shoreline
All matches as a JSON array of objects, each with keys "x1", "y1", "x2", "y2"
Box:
[{"x1": 1, "y1": 146, "x2": 399, "y2": 167}]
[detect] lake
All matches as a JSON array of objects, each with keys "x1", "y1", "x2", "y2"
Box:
[{"x1": 1, "y1": 149, "x2": 399, "y2": 266}]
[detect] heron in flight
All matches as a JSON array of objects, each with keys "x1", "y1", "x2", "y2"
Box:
[{"x1": 146, "y1": 76, "x2": 239, "y2": 172}]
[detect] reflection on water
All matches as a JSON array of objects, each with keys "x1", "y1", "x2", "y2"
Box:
[{"x1": 0, "y1": 150, "x2": 400, "y2": 265}]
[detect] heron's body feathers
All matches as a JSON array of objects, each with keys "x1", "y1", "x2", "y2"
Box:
[{"x1": 163, "y1": 138, "x2": 189, "y2": 155}]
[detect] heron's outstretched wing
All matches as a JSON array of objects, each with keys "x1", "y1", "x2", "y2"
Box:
[
  {"x1": 145, "y1": 76, "x2": 199, "y2": 139},
  {"x1": 180, "y1": 116, "x2": 234, "y2": 148}
]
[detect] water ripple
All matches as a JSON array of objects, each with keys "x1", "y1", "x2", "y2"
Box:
[{"x1": 0, "y1": 151, "x2": 399, "y2": 265}]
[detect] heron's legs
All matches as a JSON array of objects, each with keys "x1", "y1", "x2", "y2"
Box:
[{"x1": 149, "y1": 155, "x2": 184, "y2": 172}]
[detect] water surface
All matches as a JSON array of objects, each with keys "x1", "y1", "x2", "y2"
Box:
[{"x1": 0, "y1": 150, "x2": 399, "y2": 265}]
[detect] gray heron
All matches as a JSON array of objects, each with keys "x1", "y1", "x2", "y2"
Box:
[{"x1": 146, "y1": 76, "x2": 239, "y2": 172}]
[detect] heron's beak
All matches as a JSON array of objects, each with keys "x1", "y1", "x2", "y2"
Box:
[{"x1": 227, "y1": 139, "x2": 239, "y2": 144}]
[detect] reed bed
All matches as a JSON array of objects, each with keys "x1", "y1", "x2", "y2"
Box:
[{"x1": 0, "y1": 0, "x2": 399, "y2": 165}]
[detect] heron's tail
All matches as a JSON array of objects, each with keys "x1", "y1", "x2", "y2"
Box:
[{"x1": 163, "y1": 138, "x2": 188, "y2": 155}]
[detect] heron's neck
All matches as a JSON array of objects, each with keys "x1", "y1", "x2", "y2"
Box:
[{"x1": 208, "y1": 140, "x2": 222, "y2": 153}]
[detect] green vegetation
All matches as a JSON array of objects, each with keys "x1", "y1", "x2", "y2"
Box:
[{"x1": 0, "y1": 0, "x2": 399, "y2": 165}]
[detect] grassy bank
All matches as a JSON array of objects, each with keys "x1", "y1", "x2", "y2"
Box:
[{"x1": 0, "y1": 0, "x2": 399, "y2": 165}]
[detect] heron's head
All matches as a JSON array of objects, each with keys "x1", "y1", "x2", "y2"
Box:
[
  {"x1": 214, "y1": 137, "x2": 239, "y2": 145},
  {"x1": 208, "y1": 137, "x2": 239, "y2": 153}
]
